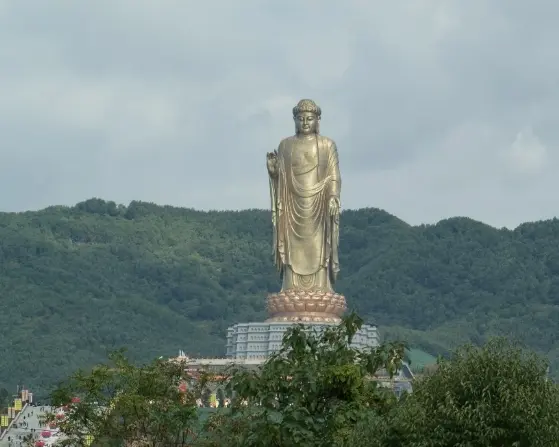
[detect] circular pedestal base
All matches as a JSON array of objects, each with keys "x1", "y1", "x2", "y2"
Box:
[{"x1": 266, "y1": 290, "x2": 347, "y2": 323}]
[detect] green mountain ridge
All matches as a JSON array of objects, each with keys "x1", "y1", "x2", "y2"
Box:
[{"x1": 1, "y1": 198, "x2": 559, "y2": 396}]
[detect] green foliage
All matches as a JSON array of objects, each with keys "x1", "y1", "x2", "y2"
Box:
[
  {"x1": 48, "y1": 350, "x2": 206, "y2": 446},
  {"x1": 354, "y1": 339, "x2": 559, "y2": 447},
  {"x1": 48, "y1": 318, "x2": 559, "y2": 446},
  {"x1": 3, "y1": 198, "x2": 559, "y2": 395},
  {"x1": 197, "y1": 313, "x2": 406, "y2": 447}
]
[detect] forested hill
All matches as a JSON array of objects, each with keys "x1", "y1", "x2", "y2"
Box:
[{"x1": 2, "y1": 197, "x2": 559, "y2": 395}]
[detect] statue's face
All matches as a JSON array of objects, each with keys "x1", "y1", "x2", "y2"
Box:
[{"x1": 294, "y1": 112, "x2": 318, "y2": 136}]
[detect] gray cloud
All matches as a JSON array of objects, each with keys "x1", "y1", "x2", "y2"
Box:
[{"x1": 1, "y1": 0, "x2": 559, "y2": 228}]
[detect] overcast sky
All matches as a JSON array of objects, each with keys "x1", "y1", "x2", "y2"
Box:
[{"x1": 1, "y1": 1, "x2": 558, "y2": 228}]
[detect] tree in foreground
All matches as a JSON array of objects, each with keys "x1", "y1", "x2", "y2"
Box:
[
  {"x1": 47, "y1": 350, "x2": 209, "y2": 446},
  {"x1": 46, "y1": 314, "x2": 406, "y2": 447},
  {"x1": 46, "y1": 318, "x2": 559, "y2": 446},
  {"x1": 373, "y1": 338, "x2": 559, "y2": 447},
  {"x1": 196, "y1": 313, "x2": 407, "y2": 447}
]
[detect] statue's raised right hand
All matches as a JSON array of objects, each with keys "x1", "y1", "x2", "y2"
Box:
[{"x1": 266, "y1": 150, "x2": 278, "y2": 175}]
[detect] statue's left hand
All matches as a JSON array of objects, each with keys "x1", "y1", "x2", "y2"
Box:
[{"x1": 328, "y1": 197, "x2": 340, "y2": 217}]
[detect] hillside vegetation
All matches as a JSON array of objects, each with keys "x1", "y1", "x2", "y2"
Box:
[{"x1": 1, "y1": 198, "x2": 559, "y2": 395}]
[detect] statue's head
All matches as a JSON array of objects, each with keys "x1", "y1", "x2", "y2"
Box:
[{"x1": 293, "y1": 99, "x2": 321, "y2": 136}]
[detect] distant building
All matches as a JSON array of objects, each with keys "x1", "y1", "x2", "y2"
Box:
[
  {"x1": 225, "y1": 321, "x2": 380, "y2": 361},
  {"x1": 171, "y1": 351, "x2": 414, "y2": 397}
]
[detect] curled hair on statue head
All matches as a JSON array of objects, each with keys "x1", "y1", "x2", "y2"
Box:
[{"x1": 292, "y1": 99, "x2": 321, "y2": 119}]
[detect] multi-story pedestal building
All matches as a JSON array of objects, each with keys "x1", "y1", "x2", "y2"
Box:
[{"x1": 225, "y1": 314, "x2": 380, "y2": 361}]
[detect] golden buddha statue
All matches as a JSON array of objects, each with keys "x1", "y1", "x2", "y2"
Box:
[{"x1": 265, "y1": 99, "x2": 346, "y2": 323}]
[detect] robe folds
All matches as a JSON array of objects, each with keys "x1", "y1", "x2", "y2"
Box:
[{"x1": 269, "y1": 134, "x2": 341, "y2": 292}]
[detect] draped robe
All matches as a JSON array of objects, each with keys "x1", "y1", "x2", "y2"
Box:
[{"x1": 269, "y1": 134, "x2": 341, "y2": 292}]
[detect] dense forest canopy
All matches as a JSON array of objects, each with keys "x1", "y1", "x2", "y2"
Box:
[{"x1": 1, "y1": 197, "x2": 559, "y2": 396}]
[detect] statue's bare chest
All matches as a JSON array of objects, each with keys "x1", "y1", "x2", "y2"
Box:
[{"x1": 289, "y1": 139, "x2": 318, "y2": 175}]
